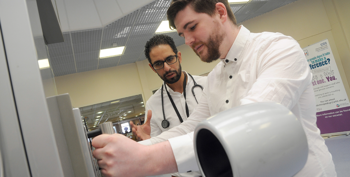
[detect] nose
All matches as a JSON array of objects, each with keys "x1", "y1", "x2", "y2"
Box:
[
  {"x1": 185, "y1": 34, "x2": 195, "y2": 46},
  {"x1": 163, "y1": 62, "x2": 171, "y2": 71}
]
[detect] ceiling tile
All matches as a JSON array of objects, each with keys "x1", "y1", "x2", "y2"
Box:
[
  {"x1": 52, "y1": 62, "x2": 77, "y2": 76},
  {"x1": 64, "y1": 0, "x2": 103, "y2": 31},
  {"x1": 93, "y1": 0, "x2": 124, "y2": 26},
  {"x1": 71, "y1": 29, "x2": 102, "y2": 44},
  {"x1": 129, "y1": 23, "x2": 159, "y2": 36},
  {"x1": 76, "y1": 60, "x2": 98, "y2": 72},
  {"x1": 134, "y1": 1, "x2": 168, "y2": 24},
  {"x1": 73, "y1": 42, "x2": 101, "y2": 54},
  {"x1": 50, "y1": 54, "x2": 76, "y2": 67},
  {"x1": 52, "y1": 0, "x2": 70, "y2": 32},
  {"x1": 101, "y1": 10, "x2": 141, "y2": 41},
  {"x1": 230, "y1": 4, "x2": 244, "y2": 14},
  {"x1": 116, "y1": 0, "x2": 155, "y2": 15},
  {"x1": 125, "y1": 36, "x2": 151, "y2": 48},
  {"x1": 75, "y1": 51, "x2": 99, "y2": 63},
  {"x1": 100, "y1": 38, "x2": 128, "y2": 49},
  {"x1": 235, "y1": 1, "x2": 268, "y2": 22}
]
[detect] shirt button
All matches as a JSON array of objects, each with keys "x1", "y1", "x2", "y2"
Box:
[
  {"x1": 226, "y1": 100, "x2": 229, "y2": 103},
  {"x1": 234, "y1": 58, "x2": 237, "y2": 61},
  {"x1": 229, "y1": 75, "x2": 232, "y2": 79},
  {"x1": 225, "y1": 59, "x2": 229, "y2": 63}
]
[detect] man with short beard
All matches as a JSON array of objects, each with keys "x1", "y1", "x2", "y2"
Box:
[
  {"x1": 92, "y1": 0, "x2": 336, "y2": 176},
  {"x1": 130, "y1": 34, "x2": 206, "y2": 177}
]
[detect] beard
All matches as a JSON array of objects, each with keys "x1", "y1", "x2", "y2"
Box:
[
  {"x1": 159, "y1": 65, "x2": 182, "y2": 84},
  {"x1": 193, "y1": 29, "x2": 225, "y2": 63}
]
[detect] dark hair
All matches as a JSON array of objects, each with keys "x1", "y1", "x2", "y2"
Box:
[
  {"x1": 144, "y1": 34, "x2": 178, "y2": 64},
  {"x1": 167, "y1": 0, "x2": 236, "y2": 29}
]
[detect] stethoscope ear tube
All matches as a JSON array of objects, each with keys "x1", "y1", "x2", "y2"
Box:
[
  {"x1": 189, "y1": 73, "x2": 203, "y2": 104},
  {"x1": 161, "y1": 84, "x2": 169, "y2": 129},
  {"x1": 161, "y1": 73, "x2": 203, "y2": 129}
]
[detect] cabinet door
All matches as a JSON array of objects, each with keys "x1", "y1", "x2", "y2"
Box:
[
  {"x1": 0, "y1": 23, "x2": 31, "y2": 177},
  {"x1": 0, "y1": 0, "x2": 64, "y2": 176}
]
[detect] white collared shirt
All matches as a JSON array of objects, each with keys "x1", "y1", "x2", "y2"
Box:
[
  {"x1": 146, "y1": 72, "x2": 207, "y2": 138},
  {"x1": 142, "y1": 26, "x2": 336, "y2": 176},
  {"x1": 144, "y1": 72, "x2": 206, "y2": 177}
]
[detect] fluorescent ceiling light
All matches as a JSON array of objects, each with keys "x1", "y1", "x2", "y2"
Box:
[
  {"x1": 128, "y1": 111, "x2": 131, "y2": 113},
  {"x1": 228, "y1": 0, "x2": 250, "y2": 3},
  {"x1": 99, "y1": 46, "x2": 125, "y2": 59},
  {"x1": 155, "y1": 20, "x2": 176, "y2": 33},
  {"x1": 97, "y1": 111, "x2": 103, "y2": 114},
  {"x1": 38, "y1": 59, "x2": 50, "y2": 69},
  {"x1": 111, "y1": 100, "x2": 120, "y2": 104},
  {"x1": 96, "y1": 116, "x2": 101, "y2": 118}
]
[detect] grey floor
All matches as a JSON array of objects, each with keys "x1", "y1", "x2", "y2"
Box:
[{"x1": 325, "y1": 135, "x2": 350, "y2": 177}]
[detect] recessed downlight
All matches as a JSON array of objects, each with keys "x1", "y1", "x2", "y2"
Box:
[
  {"x1": 155, "y1": 21, "x2": 176, "y2": 33},
  {"x1": 38, "y1": 59, "x2": 50, "y2": 69}
]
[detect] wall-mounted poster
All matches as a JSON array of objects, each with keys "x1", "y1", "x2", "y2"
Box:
[{"x1": 303, "y1": 39, "x2": 350, "y2": 134}]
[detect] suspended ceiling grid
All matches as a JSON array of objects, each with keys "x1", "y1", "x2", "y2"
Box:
[{"x1": 47, "y1": 0, "x2": 299, "y2": 77}]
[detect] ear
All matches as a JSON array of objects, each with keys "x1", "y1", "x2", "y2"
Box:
[
  {"x1": 177, "y1": 51, "x2": 182, "y2": 64},
  {"x1": 149, "y1": 63, "x2": 157, "y2": 73},
  {"x1": 215, "y1": 2, "x2": 228, "y2": 24}
]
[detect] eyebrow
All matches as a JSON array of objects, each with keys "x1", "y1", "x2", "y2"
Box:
[
  {"x1": 153, "y1": 55, "x2": 174, "y2": 63},
  {"x1": 178, "y1": 20, "x2": 195, "y2": 36}
]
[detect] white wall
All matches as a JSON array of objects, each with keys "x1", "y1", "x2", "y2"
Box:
[
  {"x1": 55, "y1": 63, "x2": 143, "y2": 107},
  {"x1": 241, "y1": 0, "x2": 350, "y2": 97}
]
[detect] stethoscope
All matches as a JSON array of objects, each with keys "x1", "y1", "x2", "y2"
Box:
[{"x1": 161, "y1": 72, "x2": 203, "y2": 128}]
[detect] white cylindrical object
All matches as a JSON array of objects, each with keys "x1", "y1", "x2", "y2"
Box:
[
  {"x1": 100, "y1": 122, "x2": 115, "y2": 134},
  {"x1": 194, "y1": 102, "x2": 308, "y2": 177}
]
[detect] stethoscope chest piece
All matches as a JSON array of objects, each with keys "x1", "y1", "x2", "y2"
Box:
[{"x1": 161, "y1": 119, "x2": 170, "y2": 128}]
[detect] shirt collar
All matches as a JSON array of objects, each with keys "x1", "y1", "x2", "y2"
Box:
[{"x1": 221, "y1": 25, "x2": 250, "y2": 65}]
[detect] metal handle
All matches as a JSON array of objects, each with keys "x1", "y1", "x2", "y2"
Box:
[{"x1": 100, "y1": 122, "x2": 115, "y2": 134}]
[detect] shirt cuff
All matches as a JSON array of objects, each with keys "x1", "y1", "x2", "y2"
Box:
[
  {"x1": 168, "y1": 132, "x2": 200, "y2": 173},
  {"x1": 138, "y1": 139, "x2": 153, "y2": 146},
  {"x1": 240, "y1": 98, "x2": 254, "y2": 105}
]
